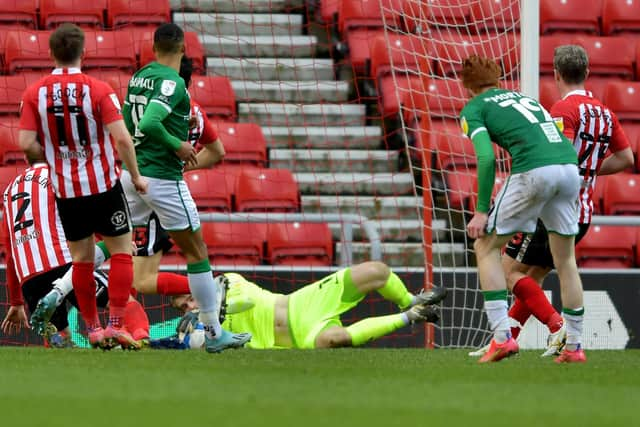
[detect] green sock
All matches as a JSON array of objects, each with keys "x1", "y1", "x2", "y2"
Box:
[
  {"x1": 377, "y1": 272, "x2": 414, "y2": 309},
  {"x1": 345, "y1": 313, "x2": 408, "y2": 346}
]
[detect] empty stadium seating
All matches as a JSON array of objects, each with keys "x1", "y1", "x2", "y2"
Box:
[
  {"x1": 470, "y1": 0, "x2": 521, "y2": 33},
  {"x1": 107, "y1": 0, "x2": 170, "y2": 28},
  {"x1": 0, "y1": 75, "x2": 28, "y2": 115},
  {"x1": 83, "y1": 30, "x2": 137, "y2": 71},
  {"x1": 0, "y1": 118, "x2": 24, "y2": 165},
  {"x1": 212, "y1": 122, "x2": 267, "y2": 166},
  {"x1": 0, "y1": 166, "x2": 24, "y2": 201},
  {"x1": 602, "y1": 173, "x2": 640, "y2": 215},
  {"x1": 189, "y1": 76, "x2": 237, "y2": 121},
  {"x1": 85, "y1": 69, "x2": 131, "y2": 102},
  {"x1": 575, "y1": 225, "x2": 636, "y2": 268},
  {"x1": 4, "y1": 30, "x2": 52, "y2": 72},
  {"x1": 538, "y1": 77, "x2": 560, "y2": 110},
  {"x1": 138, "y1": 31, "x2": 206, "y2": 74},
  {"x1": 604, "y1": 81, "x2": 640, "y2": 122},
  {"x1": 0, "y1": 0, "x2": 38, "y2": 29},
  {"x1": 426, "y1": 78, "x2": 467, "y2": 119},
  {"x1": 602, "y1": 0, "x2": 640, "y2": 36},
  {"x1": 539, "y1": 35, "x2": 577, "y2": 75},
  {"x1": 184, "y1": 168, "x2": 234, "y2": 213},
  {"x1": 540, "y1": 0, "x2": 602, "y2": 35},
  {"x1": 39, "y1": 0, "x2": 105, "y2": 29},
  {"x1": 433, "y1": 131, "x2": 476, "y2": 171},
  {"x1": 235, "y1": 168, "x2": 300, "y2": 212},
  {"x1": 201, "y1": 222, "x2": 266, "y2": 266},
  {"x1": 266, "y1": 222, "x2": 334, "y2": 266},
  {"x1": 574, "y1": 36, "x2": 635, "y2": 79}
]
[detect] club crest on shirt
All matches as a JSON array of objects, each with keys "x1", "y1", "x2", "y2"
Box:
[{"x1": 161, "y1": 80, "x2": 176, "y2": 96}]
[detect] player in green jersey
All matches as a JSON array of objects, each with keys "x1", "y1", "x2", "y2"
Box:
[
  {"x1": 120, "y1": 23, "x2": 251, "y2": 353},
  {"x1": 168, "y1": 263, "x2": 446, "y2": 350},
  {"x1": 459, "y1": 56, "x2": 585, "y2": 363}
]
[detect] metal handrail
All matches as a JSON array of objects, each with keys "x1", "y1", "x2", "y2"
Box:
[
  {"x1": 199, "y1": 212, "x2": 382, "y2": 265},
  {"x1": 591, "y1": 215, "x2": 640, "y2": 226}
]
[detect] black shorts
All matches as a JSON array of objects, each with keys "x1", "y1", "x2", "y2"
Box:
[
  {"x1": 133, "y1": 211, "x2": 174, "y2": 257},
  {"x1": 22, "y1": 264, "x2": 109, "y2": 332},
  {"x1": 56, "y1": 180, "x2": 131, "y2": 241},
  {"x1": 504, "y1": 219, "x2": 591, "y2": 269}
]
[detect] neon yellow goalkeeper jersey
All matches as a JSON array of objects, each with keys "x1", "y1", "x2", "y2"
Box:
[{"x1": 221, "y1": 273, "x2": 279, "y2": 349}]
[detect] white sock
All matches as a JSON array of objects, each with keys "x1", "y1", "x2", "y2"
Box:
[
  {"x1": 485, "y1": 300, "x2": 511, "y2": 343},
  {"x1": 563, "y1": 308, "x2": 584, "y2": 351},
  {"x1": 51, "y1": 274, "x2": 74, "y2": 306},
  {"x1": 188, "y1": 271, "x2": 222, "y2": 338}
]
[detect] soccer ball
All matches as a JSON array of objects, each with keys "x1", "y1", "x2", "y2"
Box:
[{"x1": 183, "y1": 322, "x2": 206, "y2": 349}]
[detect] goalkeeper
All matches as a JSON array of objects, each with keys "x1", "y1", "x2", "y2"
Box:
[{"x1": 167, "y1": 264, "x2": 446, "y2": 350}]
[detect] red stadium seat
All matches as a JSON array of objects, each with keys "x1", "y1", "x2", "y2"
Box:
[
  {"x1": 379, "y1": 74, "x2": 428, "y2": 118},
  {"x1": 107, "y1": 0, "x2": 170, "y2": 28},
  {"x1": 411, "y1": 0, "x2": 471, "y2": 29},
  {"x1": 0, "y1": 165, "x2": 23, "y2": 196},
  {"x1": 0, "y1": 117, "x2": 25, "y2": 165},
  {"x1": 369, "y1": 34, "x2": 431, "y2": 80},
  {"x1": 539, "y1": 35, "x2": 576, "y2": 75},
  {"x1": 575, "y1": 225, "x2": 636, "y2": 268},
  {"x1": 604, "y1": 81, "x2": 640, "y2": 122},
  {"x1": 338, "y1": 0, "x2": 402, "y2": 35},
  {"x1": 602, "y1": 0, "x2": 640, "y2": 35},
  {"x1": 470, "y1": 0, "x2": 520, "y2": 33},
  {"x1": 266, "y1": 222, "x2": 333, "y2": 266},
  {"x1": 433, "y1": 33, "x2": 520, "y2": 78},
  {"x1": 184, "y1": 168, "x2": 235, "y2": 212},
  {"x1": 235, "y1": 168, "x2": 300, "y2": 212},
  {"x1": 468, "y1": 170, "x2": 509, "y2": 212},
  {"x1": 82, "y1": 30, "x2": 136, "y2": 71},
  {"x1": 426, "y1": 78, "x2": 467, "y2": 119},
  {"x1": 0, "y1": 0, "x2": 38, "y2": 29},
  {"x1": 4, "y1": 30, "x2": 53, "y2": 72},
  {"x1": 540, "y1": 0, "x2": 603, "y2": 35},
  {"x1": 212, "y1": 122, "x2": 267, "y2": 166},
  {"x1": 319, "y1": 0, "x2": 340, "y2": 24},
  {"x1": 574, "y1": 36, "x2": 636, "y2": 79},
  {"x1": 443, "y1": 168, "x2": 476, "y2": 210},
  {"x1": 584, "y1": 77, "x2": 611, "y2": 101},
  {"x1": 591, "y1": 174, "x2": 607, "y2": 214},
  {"x1": 189, "y1": 76, "x2": 236, "y2": 121},
  {"x1": 40, "y1": 0, "x2": 106, "y2": 29},
  {"x1": 602, "y1": 173, "x2": 640, "y2": 215},
  {"x1": 539, "y1": 77, "x2": 561, "y2": 111},
  {"x1": 344, "y1": 28, "x2": 385, "y2": 75},
  {"x1": 139, "y1": 31, "x2": 205, "y2": 74},
  {"x1": 201, "y1": 222, "x2": 266, "y2": 266},
  {"x1": 433, "y1": 132, "x2": 476, "y2": 171},
  {"x1": 0, "y1": 75, "x2": 28, "y2": 115},
  {"x1": 85, "y1": 69, "x2": 131, "y2": 103}
]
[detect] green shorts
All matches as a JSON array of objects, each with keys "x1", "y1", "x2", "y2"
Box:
[{"x1": 287, "y1": 268, "x2": 365, "y2": 349}]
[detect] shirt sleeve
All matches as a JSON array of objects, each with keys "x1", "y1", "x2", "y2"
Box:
[
  {"x1": 198, "y1": 111, "x2": 218, "y2": 146},
  {"x1": 2, "y1": 217, "x2": 23, "y2": 306},
  {"x1": 550, "y1": 100, "x2": 577, "y2": 141},
  {"x1": 96, "y1": 81, "x2": 124, "y2": 126},
  {"x1": 609, "y1": 112, "x2": 631, "y2": 153},
  {"x1": 461, "y1": 104, "x2": 495, "y2": 213},
  {"x1": 149, "y1": 76, "x2": 187, "y2": 114},
  {"x1": 18, "y1": 85, "x2": 39, "y2": 132}
]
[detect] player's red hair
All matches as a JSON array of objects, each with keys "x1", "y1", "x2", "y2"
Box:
[{"x1": 461, "y1": 55, "x2": 501, "y2": 92}]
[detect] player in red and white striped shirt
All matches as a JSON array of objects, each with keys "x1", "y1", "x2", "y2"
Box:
[
  {"x1": 497, "y1": 45, "x2": 634, "y2": 362},
  {"x1": 18, "y1": 24, "x2": 148, "y2": 349}
]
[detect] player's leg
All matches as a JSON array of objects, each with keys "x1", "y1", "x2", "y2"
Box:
[{"x1": 540, "y1": 164, "x2": 586, "y2": 363}]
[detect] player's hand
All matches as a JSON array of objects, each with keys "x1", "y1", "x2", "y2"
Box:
[
  {"x1": 132, "y1": 175, "x2": 148, "y2": 194},
  {"x1": 467, "y1": 212, "x2": 488, "y2": 239},
  {"x1": 1, "y1": 305, "x2": 30, "y2": 335},
  {"x1": 176, "y1": 141, "x2": 198, "y2": 166}
]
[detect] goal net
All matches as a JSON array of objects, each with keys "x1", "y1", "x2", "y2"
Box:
[{"x1": 0, "y1": 0, "x2": 537, "y2": 349}]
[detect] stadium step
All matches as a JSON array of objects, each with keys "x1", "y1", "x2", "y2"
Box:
[
  {"x1": 200, "y1": 35, "x2": 317, "y2": 57},
  {"x1": 328, "y1": 219, "x2": 447, "y2": 242},
  {"x1": 302, "y1": 195, "x2": 421, "y2": 218},
  {"x1": 263, "y1": 126, "x2": 382, "y2": 149},
  {"x1": 232, "y1": 81, "x2": 349, "y2": 103},
  {"x1": 173, "y1": 13, "x2": 303, "y2": 36},
  {"x1": 170, "y1": 0, "x2": 301, "y2": 13},
  {"x1": 207, "y1": 58, "x2": 335, "y2": 81},
  {"x1": 269, "y1": 149, "x2": 399, "y2": 173},
  {"x1": 239, "y1": 103, "x2": 366, "y2": 126},
  {"x1": 338, "y1": 243, "x2": 466, "y2": 267},
  {"x1": 295, "y1": 172, "x2": 414, "y2": 195}
]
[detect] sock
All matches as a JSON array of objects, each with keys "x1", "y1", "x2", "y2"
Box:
[
  {"x1": 483, "y1": 290, "x2": 510, "y2": 343},
  {"x1": 345, "y1": 313, "x2": 408, "y2": 346},
  {"x1": 508, "y1": 298, "x2": 531, "y2": 340},
  {"x1": 107, "y1": 253, "x2": 134, "y2": 328},
  {"x1": 157, "y1": 272, "x2": 191, "y2": 296},
  {"x1": 72, "y1": 262, "x2": 99, "y2": 329},
  {"x1": 124, "y1": 300, "x2": 150, "y2": 341},
  {"x1": 563, "y1": 307, "x2": 584, "y2": 351},
  {"x1": 95, "y1": 241, "x2": 110, "y2": 266},
  {"x1": 187, "y1": 260, "x2": 221, "y2": 338},
  {"x1": 376, "y1": 271, "x2": 414, "y2": 309},
  {"x1": 51, "y1": 274, "x2": 74, "y2": 305},
  {"x1": 512, "y1": 276, "x2": 560, "y2": 332}
]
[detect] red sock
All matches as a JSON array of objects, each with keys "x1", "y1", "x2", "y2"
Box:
[
  {"x1": 72, "y1": 262, "x2": 99, "y2": 328},
  {"x1": 156, "y1": 272, "x2": 191, "y2": 296},
  {"x1": 508, "y1": 298, "x2": 532, "y2": 340},
  {"x1": 124, "y1": 300, "x2": 149, "y2": 341},
  {"x1": 107, "y1": 253, "x2": 134, "y2": 327},
  {"x1": 512, "y1": 276, "x2": 560, "y2": 332}
]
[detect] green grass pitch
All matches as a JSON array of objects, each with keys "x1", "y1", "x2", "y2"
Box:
[{"x1": 0, "y1": 348, "x2": 637, "y2": 427}]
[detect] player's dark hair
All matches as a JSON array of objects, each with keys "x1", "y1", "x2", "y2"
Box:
[
  {"x1": 49, "y1": 23, "x2": 85, "y2": 65},
  {"x1": 461, "y1": 55, "x2": 502, "y2": 92},
  {"x1": 179, "y1": 56, "x2": 193, "y2": 87},
  {"x1": 554, "y1": 45, "x2": 589, "y2": 85},
  {"x1": 153, "y1": 23, "x2": 184, "y2": 55}
]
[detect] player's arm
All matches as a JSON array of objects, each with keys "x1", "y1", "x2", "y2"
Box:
[
  {"x1": 184, "y1": 115, "x2": 225, "y2": 172},
  {"x1": 599, "y1": 115, "x2": 634, "y2": 175},
  {"x1": 18, "y1": 87, "x2": 44, "y2": 161},
  {"x1": 550, "y1": 101, "x2": 577, "y2": 141},
  {"x1": 0, "y1": 218, "x2": 29, "y2": 334}
]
